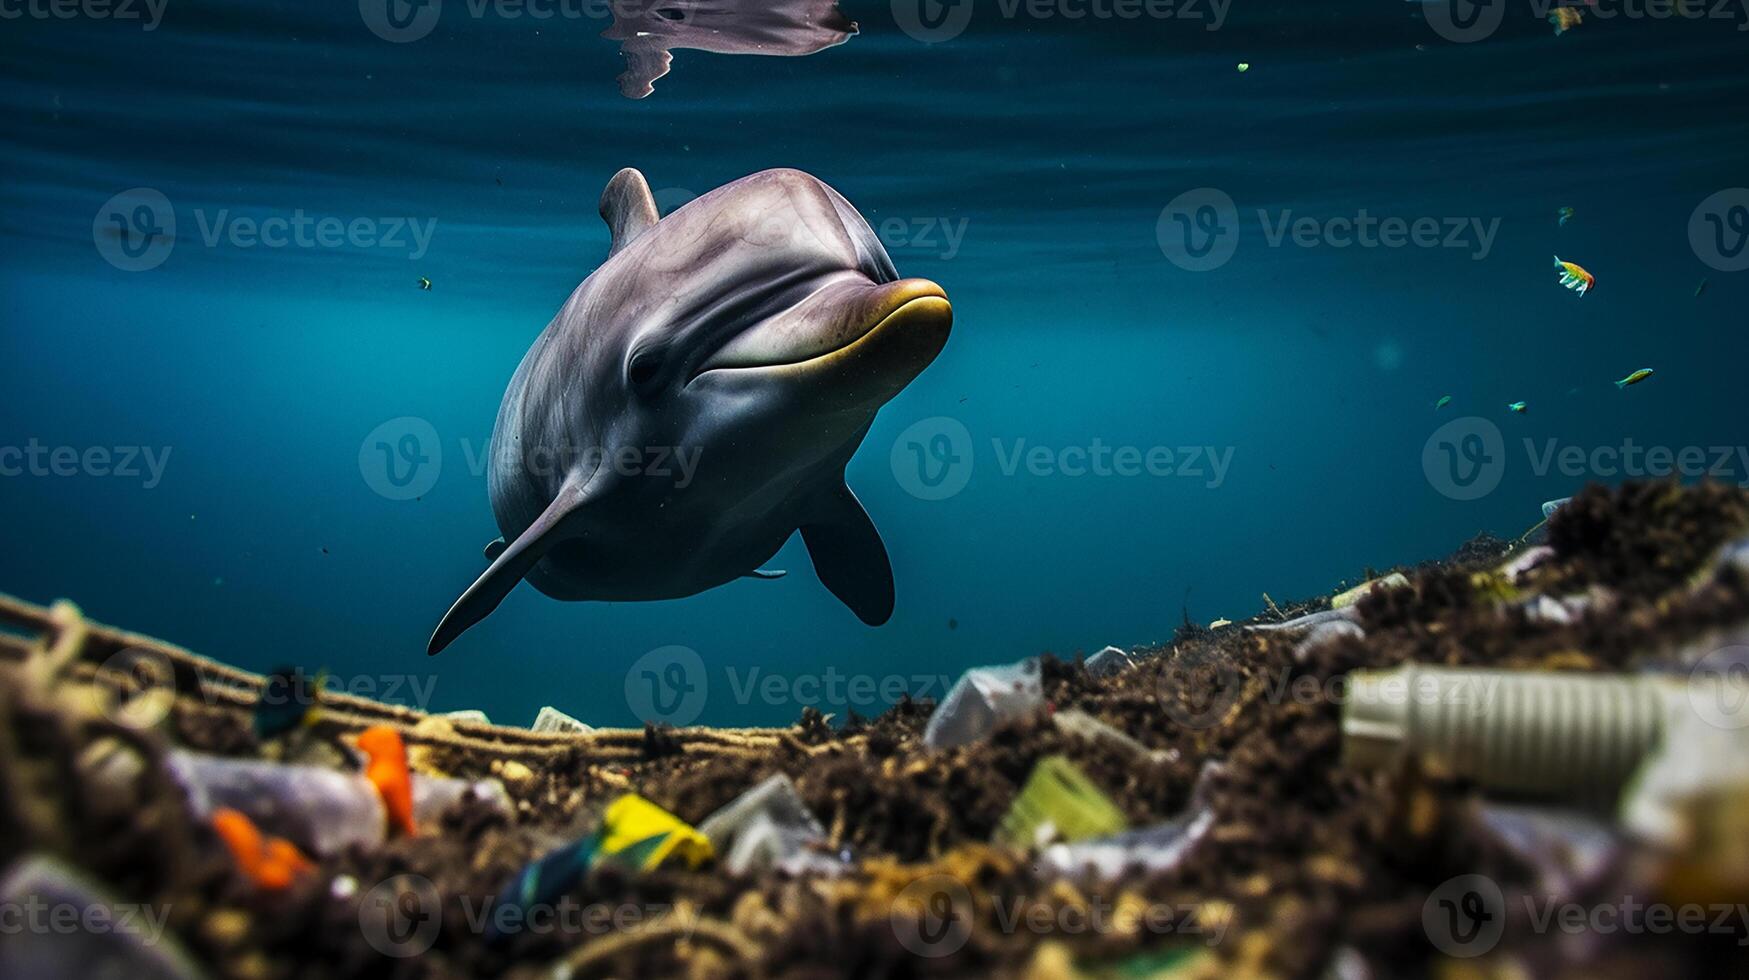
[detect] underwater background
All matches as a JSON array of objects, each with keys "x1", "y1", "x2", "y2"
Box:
[{"x1": 2, "y1": 0, "x2": 1746, "y2": 727}]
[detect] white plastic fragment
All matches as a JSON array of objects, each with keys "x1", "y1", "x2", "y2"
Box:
[
  {"x1": 1499, "y1": 545, "x2": 1556, "y2": 583},
  {"x1": 922, "y1": 658, "x2": 1044, "y2": 750},
  {"x1": 168, "y1": 750, "x2": 386, "y2": 857},
  {"x1": 1037, "y1": 808, "x2": 1214, "y2": 884},
  {"x1": 168, "y1": 750, "x2": 512, "y2": 853},
  {"x1": 411, "y1": 774, "x2": 514, "y2": 831},
  {"x1": 0, "y1": 854, "x2": 208, "y2": 980},
  {"x1": 1542, "y1": 497, "x2": 1572, "y2": 520},
  {"x1": 1292, "y1": 620, "x2": 1365, "y2": 663},
  {"x1": 1245, "y1": 606, "x2": 1358, "y2": 635},
  {"x1": 532, "y1": 706, "x2": 594, "y2": 735},
  {"x1": 1083, "y1": 646, "x2": 1135, "y2": 679}
]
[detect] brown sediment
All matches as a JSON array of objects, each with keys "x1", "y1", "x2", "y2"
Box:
[{"x1": 1, "y1": 480, "x2": 1748, "y2": 978}]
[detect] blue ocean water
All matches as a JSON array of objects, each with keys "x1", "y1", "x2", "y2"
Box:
[{"x1": 2, "y1": 1, "x2": 1746, "y2": 727}]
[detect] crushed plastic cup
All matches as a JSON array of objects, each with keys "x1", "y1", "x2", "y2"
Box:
[
  {"x1": 923, "y1": 658, "x2": 1044, "y2": 750},
  {"x1": 1036, "y1": 807, "x2": 1214, "y2": 884},
  {"x1": 698, "y1": 774, "x2": 825, "y2": 858},
  {"x1": 1083, "y1": 646, "x2": 1135, "y2": 679}
]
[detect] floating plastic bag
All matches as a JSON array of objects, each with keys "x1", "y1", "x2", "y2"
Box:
[{"x1": 923, "y1": 658, "x2": 1043, "y2": 750}]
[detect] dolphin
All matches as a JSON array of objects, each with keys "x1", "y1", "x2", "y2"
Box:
[{"x1": 427, "y1": 167, "x2": 952, "y2": 655}]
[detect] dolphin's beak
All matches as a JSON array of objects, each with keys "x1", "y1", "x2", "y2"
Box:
[{"x1": 694, "y1": 277, "x2": 951, "y2": 394}]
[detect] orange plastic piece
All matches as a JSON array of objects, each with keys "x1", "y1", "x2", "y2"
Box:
[
  {"x1": 211, "y1": 808, "x2": 314, "y2": 890},
  {"x1": 357, "y1": 725, "x2": 418, "y2": 837}
]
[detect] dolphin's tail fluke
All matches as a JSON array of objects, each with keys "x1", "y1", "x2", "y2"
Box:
[{"x1": 428, "y1": 479, "x2": 591, "y2": 656}]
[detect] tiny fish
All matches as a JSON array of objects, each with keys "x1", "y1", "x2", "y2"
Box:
[
  {"x1": 416, "y1": 276, "x2": 432, "y2": 291},
  {"x1": 1508, "y1": 401, "x2": 1528, "y2": 414},
  {"x1": 1616, "y1": 368, "x2": 1654, "y2": 389},
  {"x1": 1557, "y1": 207, "x2": 1575, "y2": 226},
  {"x1": 1236, "y1": 62, "x2": 1250, "y2": 73},
  {"x1": 1435, "y1": 395, "x2": 1452, "y2": 410},
  {"x1": 1549, "y1": 6, "x2": 1583, "y2": 34},
  {"x1": 357, "y1": 726, "x2": 418, "y2": 837},
  {"x1": 1553, "y1": 255, "x2": 1595, "y2": 296},
  {"x1": 253, "y1": 666, "x2": 324, "y2": 740},
  {"x1": 1695, "y1": 278, "x2": 1708, "y2": 299}
]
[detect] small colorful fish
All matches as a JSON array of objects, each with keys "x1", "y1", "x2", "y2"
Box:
[
  {"x1": 416, "y1": 276, "x2": 432, "y2": 291},
  {"x1": 1435, "y1": 395, "x2": 1453, "y2": 410},
  {"x1": 1549, "y1": 6, "x2": 1583, "y2": 34},
  {"x1": 211, "y1": 808, "x2": 314, "y2": 891},
  {"x1": 1553, "y1": 255, "x2": 1595, "y2": 296},
  {"x1": 357, "y1": 726, "x2": 417, "y2": 837},
  {"x1": 1558, "y1": 207, "x2": 1575, "y2": 227},
  {"x1": 253, "y1": 666, "x2": 325, "y2": 740},
  {"x1": 1508, "y1": 401, "x2": 1528, "y2": 414},
  {"x1": 1616, "y1": 368, "x2": 1654, "y2": 389}
]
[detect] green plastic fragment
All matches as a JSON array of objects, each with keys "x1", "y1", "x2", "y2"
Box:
[{"x1": 997, "y1": 755, "x2": 1128, "y2": 849}]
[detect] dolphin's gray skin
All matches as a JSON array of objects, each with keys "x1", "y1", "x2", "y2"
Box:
[
  {"x1": 602, "y1": 0, "x2": 856, "y2": 99},
  {"x1": 428, "y1": 167, "x2": 952, "y2": 655}
]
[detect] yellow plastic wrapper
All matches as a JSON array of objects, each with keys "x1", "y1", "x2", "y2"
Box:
[
  {"x1": 600, "y1": 794, "x2": 714, "y2": 870},
  {"x1": 997, "y1": 756, "x2": 1128, "y2": 849}
]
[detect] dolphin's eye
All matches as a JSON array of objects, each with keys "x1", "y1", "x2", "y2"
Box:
[{"x1": 627, "y1": 350, "x2": 662, "y2": 389}]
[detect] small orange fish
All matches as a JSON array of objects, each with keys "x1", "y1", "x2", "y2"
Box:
[
  {"x1": 211, "y1": 808, "x2": 314, "y2": 890},
  {"x1": 357, "y1": 725, "x2": 418, "y2": 837},
  {"x1": 1554, "y1": 255, "x2": 1595, "y2": 296}
]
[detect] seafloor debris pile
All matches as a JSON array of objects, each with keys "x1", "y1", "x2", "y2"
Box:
[{"x1": 3, "y1": 481, "x2": 1749, "y2": 979}]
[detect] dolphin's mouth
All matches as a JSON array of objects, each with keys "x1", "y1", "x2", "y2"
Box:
[{"x1": 690, "y1": 277, "x2": 950, "y2": 382}]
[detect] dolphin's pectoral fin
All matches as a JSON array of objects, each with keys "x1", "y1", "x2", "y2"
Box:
[
  {"x1": 743, "y1": 568, "x2": 787, "y2": 580},
  {"x1": 599, "y1": 168, "x2": 660, "y2": 257},
  {"x1": 483, "y1": 537, "x2": 506, "y2": 562},
  {"x1": 800, "y1": 484, "x2": 894, "y2": 626},
  {"x1": 429, "y1": 480, "x2": 593, "y2": 656}
]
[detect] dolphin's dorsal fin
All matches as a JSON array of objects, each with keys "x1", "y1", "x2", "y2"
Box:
[
  {"x1": 599, "y1": 168, "x2": 660, "y2": 257},
  {"x1": 429, "y1": 475, "x2": 595, "y2": 655},
  {"x1": 800, "y1": 483, "x2": 894, "y2": 626}
]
